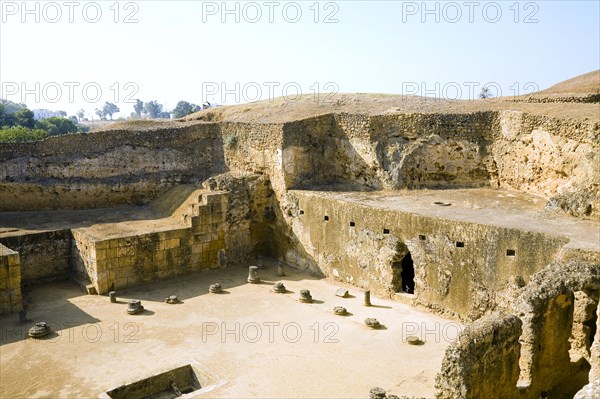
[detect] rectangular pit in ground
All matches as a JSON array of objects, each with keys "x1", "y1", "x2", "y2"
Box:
[{"x1": 104, "y1": 363, "x2": 223, "y2": 399}]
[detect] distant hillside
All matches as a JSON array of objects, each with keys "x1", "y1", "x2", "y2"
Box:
[{"x1": 538, "y1": 70, "x2": 599, "y2": 95}]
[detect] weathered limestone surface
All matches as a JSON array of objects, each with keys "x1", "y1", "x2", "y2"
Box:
[
  {"x1": 0, "y1": 243, "x2": 22, "y2": 314},
  {"x1": 1, "y1": 110, "x2": 597, "y2": 219},
  {"x1": 574, "y1": 379, "x2": 600, "y2": 399},
  {"x1": 570, "y1": 290, "x2": 598, "y2": 363},
  {"x1": 512, "y1": 260, "x2": 600, "y2": 395},
  {"x1": 0, "y1": 106, "x2": 598, "y2": 395},
  {"x1": 202, "y1": 172, "x2": 277, "y2": 265},
  {"x1": 435, "y1": 313, "x2": 522, "y2": 399},
  {"x1": 71, "y1": 191, "x2": 228, "y2": 294},
  {"x1": 287, "y1": 190, "x2": 570, "y2": 321},
  {"x1": 0, "y1": 230, "x2": 71, "y2": 284},
  {"x1": 0, "y1": 123, "x2": 225, "y2": 211}
]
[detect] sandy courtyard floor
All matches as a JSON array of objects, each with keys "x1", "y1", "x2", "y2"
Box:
[{"x1": 0, "y1": 260, "x2": 461, "y2": 399}]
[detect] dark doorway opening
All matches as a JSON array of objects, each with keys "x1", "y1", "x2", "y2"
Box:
[
  {"x1": 392, "y1": 250, "x2": 415, "y2": 294},
  {"x1": 585, "y1": 306, "x2": 597, "y2": 348},
  {"x1": 401, "y1": 252, "x2": 415, "y2": 294}
]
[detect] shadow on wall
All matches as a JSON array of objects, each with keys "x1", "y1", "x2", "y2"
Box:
[{"x1": 281, "y1": 113, "x2": 496, "y2": 192}]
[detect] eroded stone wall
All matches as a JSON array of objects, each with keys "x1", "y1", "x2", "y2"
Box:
[
  {"x1": 435, "y1": 313, "x2": 522, "y2": 399},
  {"x1": 0, "y1": 123, "x2": 225, "y2": 211},
  {"x1": 512, "y1": 260, "x2": 600, "y2": 396},
  {"x1": 0, "y1": 230, "x2": 71, "y2": 284},
  {"x1": 1, "y1": 110, "x2": 597, "y2": 218},
  {"x1": 492, "y1": 111, "x2": 600, "y2": 218},
  {"x1": 286, "y1": 191, "x2": 569, "y2": 320},
  {"x1": 202, "y1": 172, "x2": 278, "y2": 264},
  {"x1": 0, "y1": 243, "x2": 21, "y2": 314},
  {"x1": 279, "y1": 113, "x2": 496, "y2": 191}
]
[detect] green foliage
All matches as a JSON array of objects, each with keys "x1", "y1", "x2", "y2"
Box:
[
  {"x1": 14, "y1": 108, "x2": 35, "y2": 128},
  {"x1": 172, "y1": 100, "x2": 201, "y2": 118},
  {"x1": 35, "y1": 117, "x2": 78, "y2": 137},
  {"x1": 77, "y1": 109, "x2": 85, "y2": 120},
  {"x1": 0, "y1": 102, "x2": 16, "y2": 128},
  {"x1": 0, "y1": 126, "x2": 48, "y2": 143},
  {"x1": 0, "y1": 99, "x2": 26, "y2": 114},
  {"x1": 77, "y1": 124, "x2": 90, "y2": 133},
  {"x1": 225, "y1": 133, "x2": 238, "y2": 148},
  {"x1": 144, "y1": 100, "x2": 163, "y2": 118}
]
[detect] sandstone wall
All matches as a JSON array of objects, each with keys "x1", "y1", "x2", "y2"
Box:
[
  {"x1": 72, "y1": 192, "x2": 227, "y2": 294},
  {"x1": 491, "y1": 111, "x2": 600, "y2": 218},
  {"x1": 0, "y1": 230, "x2": 71, "y2": 284},
  {"x1": 202, "y1": 173, "x2": 278, "y2": 263},
  {"x1": 0, "y1": 123, "x2": 225, "y2": 211},
  {"x1": 287, "y1": 191, "x2": 570, "y2": 321},
  {"x1": 1, "y1": 110, "x2": 597, "y2": 218},
  {"x1": 435, "y1": 313, "x2": 522, "y2": 399},
  {"x1": 279, "y1": 113, "x2": 496, "y2": 191},
  {"x1": 513, "y1": 261, "x2": 600, "y2": 396},
  {"x1": 0, "y1": 243, "x2": 21, "y2": 314}
]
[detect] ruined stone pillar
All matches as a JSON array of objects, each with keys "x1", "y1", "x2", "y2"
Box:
[
  {"x1": 364, "y1": 290, "x2": 371, "y2": 306},
  {"x1": 247, "y1": 266, "x2": 260, "y2": 283}
]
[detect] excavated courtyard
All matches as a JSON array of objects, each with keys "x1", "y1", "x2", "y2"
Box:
[
  {"x1": 1, "y1": 72, "x2": 599, "y2": 399},
  {"x1": 0, "y1": 260, "x2": 458, "y2": 398}
]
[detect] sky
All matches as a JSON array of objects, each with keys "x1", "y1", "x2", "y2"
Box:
[{"x1": 1, "y1": 0, "x2": 599, "y2": 119}]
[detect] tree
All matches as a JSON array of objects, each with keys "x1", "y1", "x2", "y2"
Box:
[
  {"x1": 144, "y1": 100, "x2": 163, "y2": 118},
  {"x1": 35, "y1": 117, "x2": 78, "y2": 137},
  {"x1": 0, "y1": 99, "x2": 26, "y2": 114},
  {"x1": 95, "y1": 108, "x2": 106, "y2": 120},
  {"x1": 0, "y1": 126, "x2": 48, "y2": 143},
  {"x1": 77, "y1": 109, "x2": 85, "y2": 121},
  {"x1": 14, "y1": 108, "x2": 35, "y2": 128},
  {"x1": 0, "y1": 100, "x2": 25, "y2": 127},
  {"x1": 57, "y1": 110, "x2": 67, "y2": 117},
  {"x1": 172, "y1": 100, "x2": 201, "y2": 118},
  {"x1": 479, "y1": 87, "x2": 493, "y2": 99},
  {"x1": 102, "y1": 102, "x2": 120, "y2": 120},
  {"x1": 134, "y1": 99, "x2": 144, "y2": 117}
]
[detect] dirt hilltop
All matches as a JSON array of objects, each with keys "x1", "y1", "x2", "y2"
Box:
[{"x1": 104, "y1": 70, "x2": 599, "y2": 130}]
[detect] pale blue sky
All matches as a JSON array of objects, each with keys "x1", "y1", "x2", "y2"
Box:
[{"x1": 1, "y1": 0, "x2": 598, "y2": 118}]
